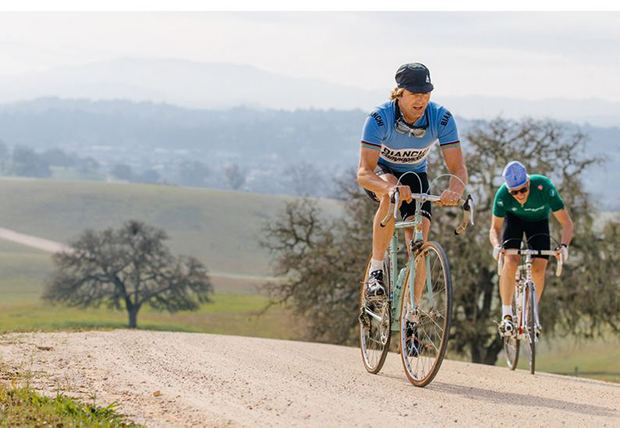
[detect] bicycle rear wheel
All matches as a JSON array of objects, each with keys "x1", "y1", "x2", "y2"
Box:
[
  {"x1": 400, "y1": 241, "x2": 452, "y2": 387},
  {"x1": 526, "y1": 282, "x2": 536, "y2": 374},
  {"x1": 503, "y1": 287, "x2": 520, "y2": 370},
  {"x1": 359, "y1": 255, "x2": 391, "y2": 374}
]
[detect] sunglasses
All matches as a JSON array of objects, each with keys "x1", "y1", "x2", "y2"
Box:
[
  {"x1": 395, "y1": 117, "x2": 427, "y2": 137},
  {"x1": 509, "y1": 186, "x2": 529, "y2": 196}
]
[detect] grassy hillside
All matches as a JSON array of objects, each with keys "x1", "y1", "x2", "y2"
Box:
[
  {"x1": 0, "y1": 179, "x2": 335, "y2": 339},
  {"x1": 0, "y1": 240, "x2": 53, "y2": 304},
  {"x1": 0, "y1": 178, "x2": 344, "y2": 277}
]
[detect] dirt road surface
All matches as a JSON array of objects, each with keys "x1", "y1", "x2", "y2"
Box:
[{"x1": 1, "y1": 330, "x2": 618, "y2": 427}]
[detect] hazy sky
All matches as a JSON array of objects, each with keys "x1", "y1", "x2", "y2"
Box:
[{"x1": 0, "y1": 12, "x2": 618, "y2": 101}]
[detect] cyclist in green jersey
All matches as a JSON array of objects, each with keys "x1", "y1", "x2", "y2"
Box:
[{"x1": 489, "y1": 161, "x2": 573, "y2": 337}]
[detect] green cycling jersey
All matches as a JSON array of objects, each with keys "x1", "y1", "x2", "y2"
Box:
[{"x1": 492, "y1": 175, "x2": 565, "y2": 222}]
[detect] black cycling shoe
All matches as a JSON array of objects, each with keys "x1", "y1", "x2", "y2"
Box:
[
  {"x1": 365, "y1": 270, "x2": 386, "y2": 300},
  {"x1": 405, "y1": 323, "x2": 421, "y2": 357}
]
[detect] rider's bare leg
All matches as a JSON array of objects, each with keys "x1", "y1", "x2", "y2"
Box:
[
  {"x1": 371, "y1": 174, "x2": 399, "y2": 261},
  {"x1": 407, "y1": 217, "x2": 430, "y2": 305},
  {"x1": 532, "y1": 258, "x2": 549, "y2": 303},
  {"x1": 500, "y1": 255, "x2": 520, "y2": 306}
]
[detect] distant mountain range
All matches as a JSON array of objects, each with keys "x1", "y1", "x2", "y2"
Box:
[{"x1": 1, "y1": 58, "x2": 619, "y2": 128}]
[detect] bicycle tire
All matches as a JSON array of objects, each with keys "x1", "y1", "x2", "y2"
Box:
[
  {"x1": 527, "y1": 282, "x2": 536, "y2": 374},
  {"x1": 399, "y1": 241, "x2": 452, "y2": 387},
  {"x1": 503, "y1": 286, "x2": 520, "y2": 370},
  {"x1": 359, "y1": 255, "x2": 391, "y2": 374}
]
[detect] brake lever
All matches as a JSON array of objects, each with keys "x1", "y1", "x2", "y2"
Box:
[
  {"x1": 465, "y1": 194, "x2": 475, "y2": 225},
  {"x1": 393, "y1": 189, "x2": 400, "y2": 220},
  {"x1": 454, "y1": 194, "x2": 474, "y2": 235}
]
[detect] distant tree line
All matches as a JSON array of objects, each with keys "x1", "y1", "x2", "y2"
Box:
[
  {"x1": 0, "y1": 140, "x2": 100, "y2": 179},
  {"x1": 0, "y1": 138, "x2": 336, "y2": 197}
]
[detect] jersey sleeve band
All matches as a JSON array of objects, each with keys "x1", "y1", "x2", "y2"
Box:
[
  {"x1": 439, "y1": 140, "x2": 460, "y2": 149},
  {"x1": 361, "y1": 140, "x2": 382, "y2": 151}
]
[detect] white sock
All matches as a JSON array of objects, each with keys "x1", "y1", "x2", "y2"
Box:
[
  {"x1": 370, "y1": 259, "x2": 383, "y2": 273},
  {"x1": 502, "y1": 305, "x2": 513, "y2": 319}
]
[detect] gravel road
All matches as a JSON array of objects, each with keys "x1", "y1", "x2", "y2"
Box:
[{"x1": 1, "y1": 330, "x2": 618, "y2": 427}]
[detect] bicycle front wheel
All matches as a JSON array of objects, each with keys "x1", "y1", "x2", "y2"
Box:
[
  {"x1": 503, "y1": 287, "x2": 520, "y2": 370},
  {"x1": 359, "y1": 255, "x2": 391, "y2": 374},
  {"x1": 400, "y1": 241, "x2": 452, "y2": 387},
  {"x1": 526, "y1": 283, "x2": 536, "y2": 374}
]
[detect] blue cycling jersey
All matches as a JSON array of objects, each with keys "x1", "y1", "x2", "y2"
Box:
[{"x1": 360, "y1": 100, "x2": 460, "y2": 173}]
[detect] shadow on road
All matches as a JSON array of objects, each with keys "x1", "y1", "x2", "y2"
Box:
[{"x1": 430, "y1": 382, "x2": 619, "y2": 418}]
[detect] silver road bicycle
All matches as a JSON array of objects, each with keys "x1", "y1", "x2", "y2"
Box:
[{"x1": 498, "y1": 246, "x2": 563, "y2": 374}]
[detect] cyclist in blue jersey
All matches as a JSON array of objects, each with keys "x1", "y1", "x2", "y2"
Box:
[{"x1": 357, "y1": 63, "x2": 468, "y2": 298}]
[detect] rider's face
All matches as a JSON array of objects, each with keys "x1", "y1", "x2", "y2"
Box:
[
  {"x1": 399, "y1": 90, "x2": 431, "y2": 123},
  {"x1": 509, "y1": 181, "x2": 530, "y2": 204}
]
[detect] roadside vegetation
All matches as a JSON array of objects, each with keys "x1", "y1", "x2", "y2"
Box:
[{"x1": 0, "y1": 383, "x2": 138, "y2": 427}]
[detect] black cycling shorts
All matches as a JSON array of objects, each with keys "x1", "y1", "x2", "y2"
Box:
[
  {"x1": 501, "y1": 213, "x2": 551, "y2": 259},
  {"x1": 364, "y1": 164, "x2": 432, "y2": 221}
]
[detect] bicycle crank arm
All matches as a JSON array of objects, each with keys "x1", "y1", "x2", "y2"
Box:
[{"x1": 364, "y1": 307, "x2": 383, "y2": 323}]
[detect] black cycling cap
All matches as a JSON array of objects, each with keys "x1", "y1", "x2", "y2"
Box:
[{"x1": 395, "y1": 63, "x2": 434, "y2": 93}]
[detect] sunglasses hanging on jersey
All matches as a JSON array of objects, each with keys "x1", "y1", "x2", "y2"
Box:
[{"x1": 394, "y1": 101, "x2": 428, "y2": 138}]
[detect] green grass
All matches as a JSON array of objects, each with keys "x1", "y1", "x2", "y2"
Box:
[
  {"x1": 0, "y1": 296, "x2": 301, "y2": 340},
  {"x1": 514, "y1": 335, "x2": 620, "y2": 382},
  {"x1": 0, "y1": 292, "x2": 301, "y2": 339},
  {"x1": 0, "y1": 383, "x2": 138, "y2": 427},
  {"x1": 0, "y1": 177, "x2": 343, "y2": 277}
]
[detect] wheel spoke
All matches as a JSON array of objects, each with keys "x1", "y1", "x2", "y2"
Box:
[{"x1": 418, "y1": 310, "x2": 445, "y2": 333}]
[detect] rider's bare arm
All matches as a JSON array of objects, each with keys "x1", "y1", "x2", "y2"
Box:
[
  {"x1": 441, "y1": 146, "x2": 468, "y2": 206},
  {"x1": 552, "y1": 208, "x2": 573, "y2": 247},
  {"x1": 489, "y1": 215, "x2": 504, "y2": 249},
  {"x1": 356, "y1": 147, "x2": 412, "y2": 202}
]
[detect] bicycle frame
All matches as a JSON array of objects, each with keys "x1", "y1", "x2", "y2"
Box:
[
  {"x1": 379, "y1": 174, "x2": 472, "y2": 331},
  {"x1": 387, "y1": 196, "x2": 436, "y2": 331},
  {"x1": 514, "y1": 252, "x2": 542, "y2": 339}
]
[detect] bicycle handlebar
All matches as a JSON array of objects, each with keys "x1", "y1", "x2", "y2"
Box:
[
  {"x1": 379, "y1": 190, "x2": 475, "y2": 236},
  {"x1": 497, "y1": 249, "x2": 563, "y2": 277}
]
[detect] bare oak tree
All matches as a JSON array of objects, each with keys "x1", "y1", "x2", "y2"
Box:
[{"x1": 43, "y1": 220, "x2": 213, "y2": 328}]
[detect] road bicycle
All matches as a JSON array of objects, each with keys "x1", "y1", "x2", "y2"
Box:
[
  {"x1": 359, "y1": 173, "x2": 474, "y2": 387},
  {"x1": 497, "y1": 240, "x2": 564, "y2": 374}
]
